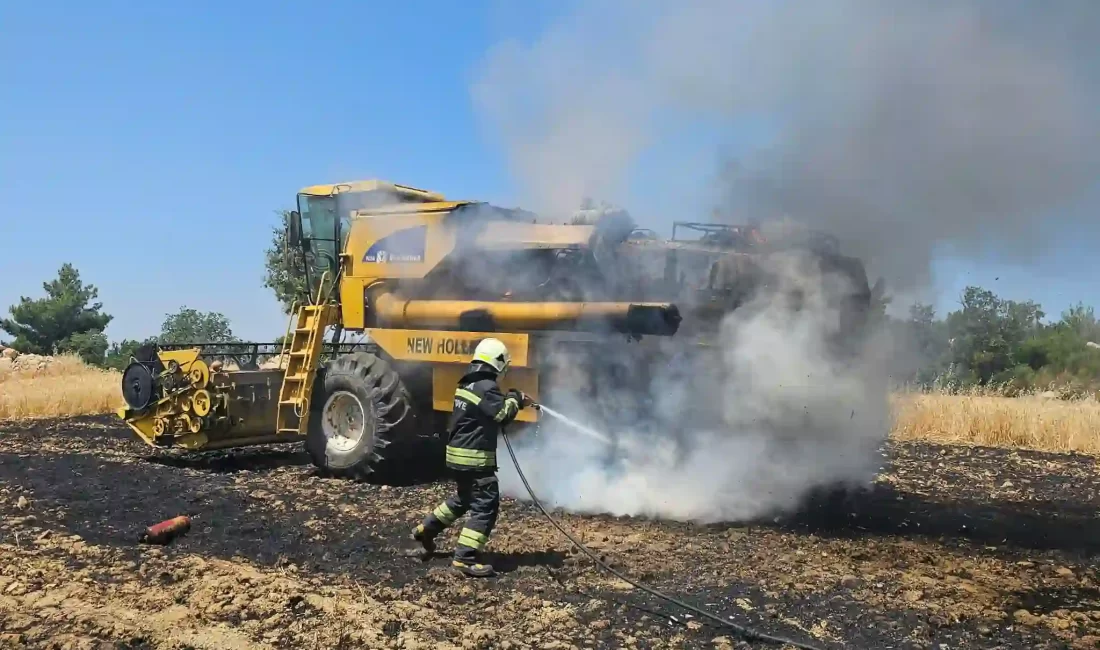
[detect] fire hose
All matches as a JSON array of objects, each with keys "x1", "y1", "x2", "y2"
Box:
[{"x1": 503, "y1": 404, "x2": 830, "y2": 650}]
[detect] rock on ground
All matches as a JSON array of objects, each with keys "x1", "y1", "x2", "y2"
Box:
[{"x1": 0, "y1": 347, "x2": 56, "y2": 373}]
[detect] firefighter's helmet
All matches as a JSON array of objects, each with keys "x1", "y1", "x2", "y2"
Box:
[{"x1": 472, "y1": 338, "x2": 511, "y2": 374}]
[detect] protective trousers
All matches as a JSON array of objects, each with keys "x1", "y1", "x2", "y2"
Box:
[{"x1": 419, "y1": 470, "x2": 500, "y2": 562}]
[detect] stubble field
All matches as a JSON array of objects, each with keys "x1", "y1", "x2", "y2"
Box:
[{"x1": 1, "y1": 357, "x2": 1099, "y2": 649}]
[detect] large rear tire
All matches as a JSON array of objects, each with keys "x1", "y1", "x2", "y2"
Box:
[{"x1": 305, "y1": 352, "x2": 413, "y2": 480}]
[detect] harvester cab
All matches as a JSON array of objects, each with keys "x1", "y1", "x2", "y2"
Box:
[
  {"x1": 117, "y1": 179, "x2": 683, "y2": 479},
  {"x1": 289, "y1": 180, "x2": 450, "y2": 303}
]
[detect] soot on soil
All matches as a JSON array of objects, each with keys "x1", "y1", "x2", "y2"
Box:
[{"x1": 1, "y1": 416, "x2": 1099, "y2": 649}]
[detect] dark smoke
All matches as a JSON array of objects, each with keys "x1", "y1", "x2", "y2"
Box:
[
  {"x1": 471, "y1": 0, "x2": 1099, "y2": 522},
  {"x1": 475, "y1": 0, "x2": 1100, "y2": 298},
  {"x1": 711, "y1": 1, "x2": 1100, "y2": 298}
]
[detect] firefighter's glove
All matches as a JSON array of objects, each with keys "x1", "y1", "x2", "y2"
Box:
[{"x1": 507, "y1": 389, "x2": 533, "y2": 409}]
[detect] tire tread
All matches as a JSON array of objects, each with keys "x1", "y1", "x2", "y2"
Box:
[{"x1": 305, "y1": 352, "x2": 414, "y2": 480}]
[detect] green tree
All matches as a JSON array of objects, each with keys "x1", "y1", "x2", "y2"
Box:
[
  {"x1": 868, "y1": 278, "x2": 890, "y2": 320},
  {"x1": 878, "y1": 286, "x2": 1100, "y2": 393},
  {"x1": 158, "y1": 307, "x2": 238, "y2": 344},
  {"x1": 1015, "y1": 309, "x2": 1100, "y2": 391},
  {"x1": 263, "y1": 209, "x2": 309, "y2": 314},
  {"x1": 59, "y1": 330, "x2": 110, "y2": 366},
  {"x1": 1060, "y1": 302, "x2": 1100, "y2": 343},
  {"x1": 944, "y1": 286, "x2": 1044, "y2": 385},
  {"x1": 0, "y1": 263, "x2": 113, "y2": 362},
  {"x1": 903, "y1": 302, "x2": 950, "y2": 386}
]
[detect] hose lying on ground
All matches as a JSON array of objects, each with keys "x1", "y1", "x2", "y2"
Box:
[{"x1": 502, "y1": 416, "x2": 831, "y2": 650}]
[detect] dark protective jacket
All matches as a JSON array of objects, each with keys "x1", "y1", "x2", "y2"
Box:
[{"x1": 445, "y1": 363, "x2": 521, "y2": 471}]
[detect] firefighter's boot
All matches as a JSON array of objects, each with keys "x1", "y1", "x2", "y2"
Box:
[
  {"x1": 410, "y1": 524, "x2": 436, "y2": 559},
  {"x1": 452, "y1": 559, "x2": 495, "y2": 578}
]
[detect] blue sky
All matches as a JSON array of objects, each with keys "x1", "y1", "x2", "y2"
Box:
[{"x1": 2, "y1": 1, "x2": 1097, "y2": 343}]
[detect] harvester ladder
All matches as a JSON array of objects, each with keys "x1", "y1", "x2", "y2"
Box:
[{"x1": 275, "y1": 272, "x2": 334, "y2": 435}]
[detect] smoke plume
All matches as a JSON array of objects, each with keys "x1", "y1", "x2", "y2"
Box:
[
  {"x1": 503, "y1": 252, "x2": 892, "y2": 523},
  {"x1": 474, "y1": 0, "x2": 1100, "y2": 294},
  {"x1": 474, "y1": 0, "x2": 1100, "y2": 522}
]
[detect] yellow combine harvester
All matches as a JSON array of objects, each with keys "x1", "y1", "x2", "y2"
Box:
[{"x1": 116, "y1": 180, "x2": 683, "y2": 478}]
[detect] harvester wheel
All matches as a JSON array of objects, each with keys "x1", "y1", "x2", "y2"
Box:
[{"x1": 305, "y1": 352, "x2": 413, "y2": 480}]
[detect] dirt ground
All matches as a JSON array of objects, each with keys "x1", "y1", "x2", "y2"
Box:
[{"x1": 1, "y1": 417, "x2": 1099, "y2": 649}]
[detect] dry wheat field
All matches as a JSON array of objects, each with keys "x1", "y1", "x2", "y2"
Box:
[
  {"x1": 0, "y1": 355, "x2": 121, "y2": 421},
  {"x1": 2, "y1": 355, "x2": 1100, "y2": 649},
  {"x1": 4, "y1": 354, "x2": 1099, "y2": 455},
  {"x1": 893, "y1": 389, "x2": 1100, "y2": 455}
]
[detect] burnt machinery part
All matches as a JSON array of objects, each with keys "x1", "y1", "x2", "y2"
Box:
[
  {"x1": 134, "y1": 342, "x2": 162, "y2": 367},
  {"x1": 121, "y1": 361, "x2": 157, "y2": 410},
  {"x1": 623, "y1": 304, "x2": 682, "y2": 336}
]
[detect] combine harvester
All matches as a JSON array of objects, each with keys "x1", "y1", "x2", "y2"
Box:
[{"x1": 116, "y1": 180, "x2": 877, "y2": 480}]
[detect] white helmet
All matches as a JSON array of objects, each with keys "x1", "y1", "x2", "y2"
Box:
[{"x1": 473, "y1": 338, "x2": 511, "y2": 374}]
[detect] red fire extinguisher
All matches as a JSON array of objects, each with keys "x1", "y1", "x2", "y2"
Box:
[{"x1": 140, "y1": 515, "x2": 192, "y2": 545}]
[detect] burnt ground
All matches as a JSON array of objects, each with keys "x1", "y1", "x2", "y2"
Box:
[{"x1": 0, "y1": 417, "x2": 1099, "y2": 649}]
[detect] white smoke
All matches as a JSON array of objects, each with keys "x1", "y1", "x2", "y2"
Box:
[
  {"x1": 499, "y1": 250, "x2": 890, "y2": 523},
  {"x1": 480, "y1": 0, "x2": 1098, "y2": 522}
]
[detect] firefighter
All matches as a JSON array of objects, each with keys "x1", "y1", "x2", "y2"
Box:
[{"x1": 410, "y1": 337, "x2": 534, "y2": 577}]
